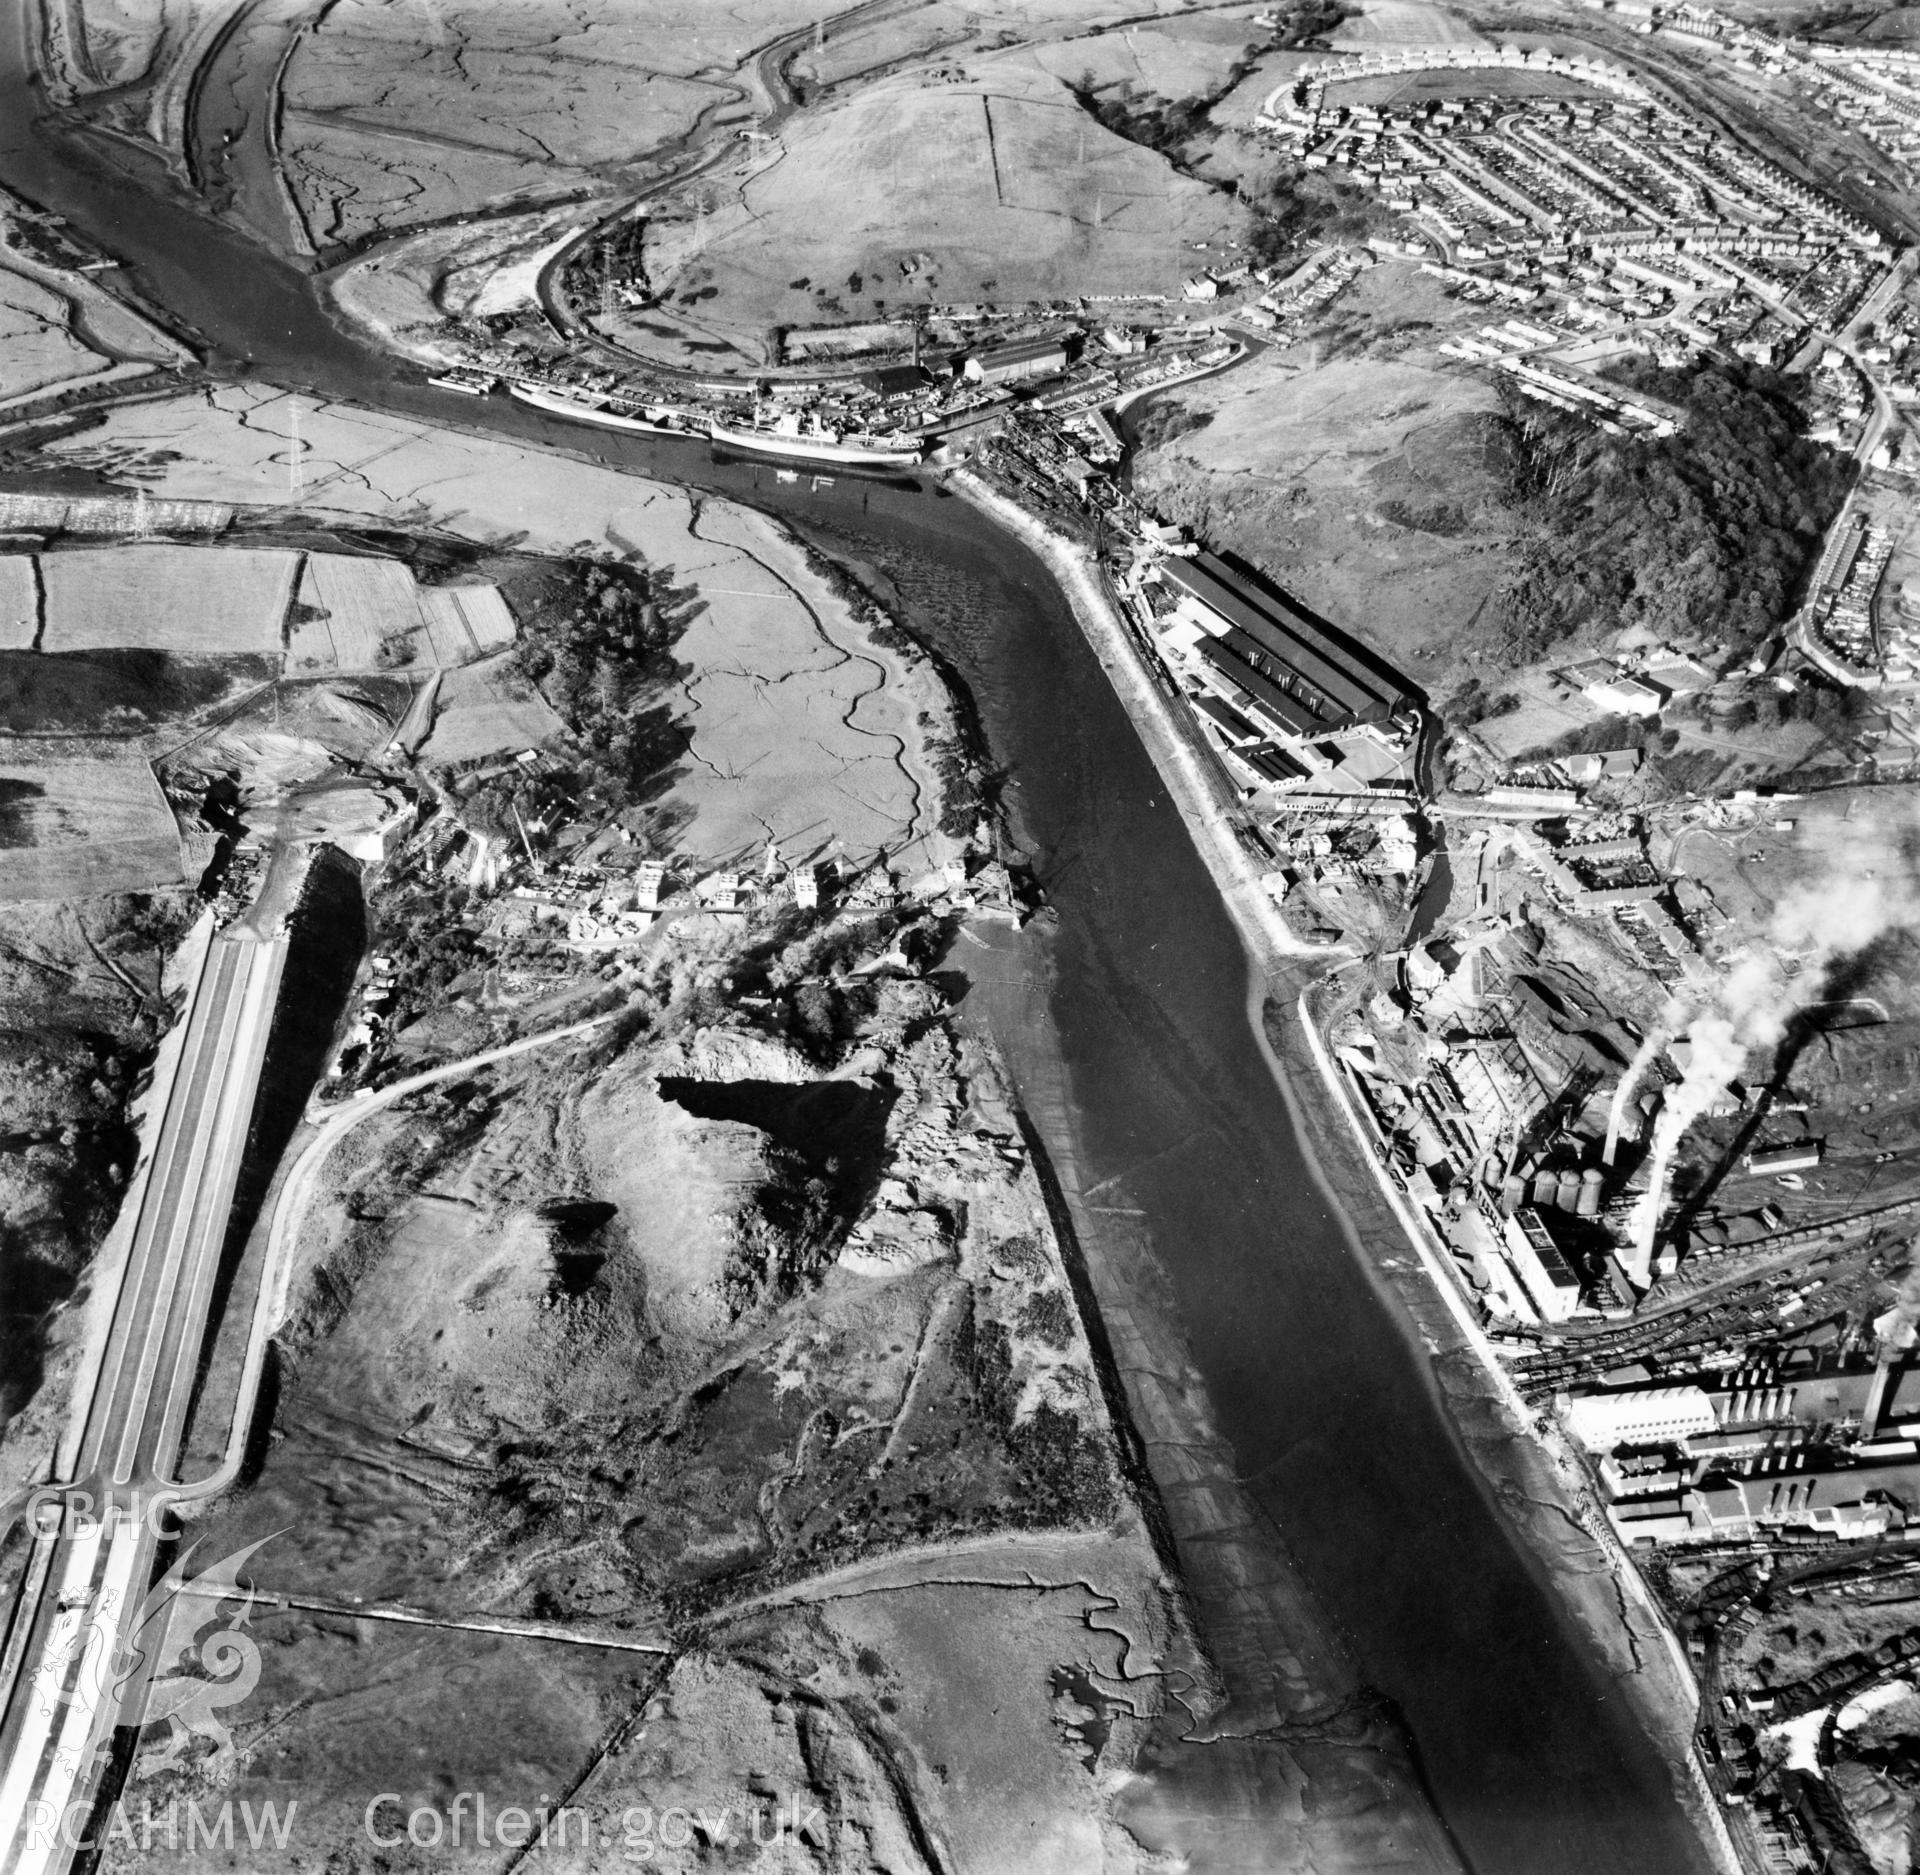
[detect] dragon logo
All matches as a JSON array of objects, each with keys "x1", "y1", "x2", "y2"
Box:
[{"x1": 31, "y1": 1535, "x2": 276, "y2": 1789}]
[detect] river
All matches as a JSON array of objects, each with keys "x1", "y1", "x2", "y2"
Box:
[{"x1": 0, "y1": 34, "x2": 1716, "y2": 1875}]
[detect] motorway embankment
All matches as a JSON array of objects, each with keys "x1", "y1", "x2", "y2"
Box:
[
  {"x1": 0, "y1": 908, "x2": 289, "y2": 1875},
  {"x1": 176, "y1": 848, "x2": 365, "y2": 1484}
]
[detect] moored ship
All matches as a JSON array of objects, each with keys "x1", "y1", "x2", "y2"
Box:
[
  {"x1": 708, "y1": 409, "x2": 924, "y2": 469},
  {"x1": 509, "y1": 379, "x2": 699, "y2": 437},
  {"x1": 428, "y1": 366, "x2": 498, "y2": 395}
]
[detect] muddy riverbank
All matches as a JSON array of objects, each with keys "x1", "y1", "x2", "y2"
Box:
[{"x1": 0, "y1": 27, "x2": 1725, "y2": 1863}]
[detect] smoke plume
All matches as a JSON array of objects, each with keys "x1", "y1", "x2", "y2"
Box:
[
  {"x1": 1627, "y1": 803, "x2": 1920, "y2": 1273},
  {"x1": 1605, "y1": 1021, "x2": 1670, "y2": 1166}
]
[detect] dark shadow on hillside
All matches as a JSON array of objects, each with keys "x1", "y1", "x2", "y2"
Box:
[
  {"x1": 656, "y1": 1076, "x2": 894, "y2": 1184},
  {"x1": 0, "y1": 649, "x2": 275, "y2": 735},
  {"x1": 657, "y1": 1075, "x2": 898, "y2": 1273},
  {"x1": 180, "y1": 847, "x2": 365, "y2": 1449},
  {"x1": 0, "y1": 777, "x2": 45, "y2": 845}
]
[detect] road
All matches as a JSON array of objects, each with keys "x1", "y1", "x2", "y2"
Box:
[
  {"x1": 533, "y1": 0, "x2": 932, "y2": 382},
  {"x1": 0, "y1": 958, "x2": 615, "y2": 1875},
  {"x1": 1834, "y1": 247, "x2": 1915, "y2": 471},
  {"x1": 193, "y1": 1006, "x2": 624, "y2": 1501},
  {"x1": 0, "y1": 922, "x2": 286, "y2": 1875}
]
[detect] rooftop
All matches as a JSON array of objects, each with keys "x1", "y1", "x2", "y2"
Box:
[{"x1": 1162, "y1": 551, "x2": 1417, "y2": 728}]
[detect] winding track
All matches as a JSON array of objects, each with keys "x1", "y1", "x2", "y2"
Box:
[{"x1": 0, "y1": 937, "x2": 616, "y2": 1874}]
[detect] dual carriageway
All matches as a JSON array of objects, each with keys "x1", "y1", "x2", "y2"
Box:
[{"x1": 0, "y1": 916, "x2": 285, "y2": 1875}]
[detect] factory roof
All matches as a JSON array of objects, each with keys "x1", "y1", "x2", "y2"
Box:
[
  {"x1": 970, "y1": 332, "x2": 1073, "y2": 367},
  {"x1": 1704, "y1": 1456, "x2": 1920, "y2": 1514},
  {"x1": 1194, "y1": 632, "x2": 1325, "y2": 738},
  {"x1": 1237, "y1": 743, "x2": 1313, "y2": 785},
  {"x1": 1160, "y1": 551, "x2": 1414, "y2": 727},
  {"x1": 1192, "y1": 691, "x2": 1261, "y2": 744},
  {"x1": 861, "y1": 363, "x2": 931, "y2": 396}
]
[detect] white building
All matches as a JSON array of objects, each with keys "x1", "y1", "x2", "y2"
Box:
[
  {"x1": 1584, "y1": 675, "x2": 1665, "y2": 716},
  {"x1": 1565, "y1": 1385, "x2": 1718, "y2": 1451}
]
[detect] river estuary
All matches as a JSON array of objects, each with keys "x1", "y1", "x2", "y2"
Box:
[{"x1": 0, "y1": 30, "x2": 1718, "y2": 1873}]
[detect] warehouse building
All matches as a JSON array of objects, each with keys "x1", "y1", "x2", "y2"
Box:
[
  {"x1": 963, "y1": 334, "x2": 1075, "y2": 386},
  {"x1": 1156, "y1": 551, "x2": 1416, "y2": 733},
  {"x1": 1610, "y1": 1458, "x2": 1920, "y2": 1544},
  {"x1": 1566, "y1": 1384, "x2": 1720, "y2": 1451},
  {"x1": 861, "y1": 363, "x2": 931, "y2": 398}
]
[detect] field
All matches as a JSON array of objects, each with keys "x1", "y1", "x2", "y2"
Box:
[
  {"x1": 274, "y1": 0, "x2": 1278, "y2": 258},
  {"x1": 0, "y1": 651, "x2": 265, "y2": 737},
  {"x1": 147, "y1": 958, "x2": 1164, "y2": 1872},
  {"x1": 1875, "y1": 502, "x2": 1920, "y2": 656},
  {"x1": 286, "y1": 553, "x2": 516, "y2": 673},
  {"x1": 43, "y1": 386, "x2": 953, "y2": 871},
  {"x1": 72, "y1": 0, "x2": 170, "y2": 87},
  {"x1": 1130, "y1": 296, "x2": 1525, "y2": 683},
  {"x1": 297, "y1": 0, "x2": 1362, "y2": 372},
  {"x1": 1326, "y1": 0, "x2": 1490, "y2": 46},
  {"x1": 0, "y1": 560, "x2": 33, "y2": 649},
  {"x1": 670, "y1": 501, "x2": 950, "y2": 865},
  {"x1": 36, "y1": 544, "x2": 297, "y2": 654},
  {"x1": 785, "y1": 318, "x2": 914, "y2": 359},
  {"x1": 798, "y1": 5, "x2": 1262, "y2": 102},
  {"x1": 418, "y1": 653, "x2": 565, "y2": 764},
  {"x1": 0, "y1": 752, "x2": 181, "y2": 903},
  {"x1": 281, "y1": 122, "x2": 597, "y2": 251},
  {"x1": 8, "y1": 256, "x2": 189, "y2": 368},
  {"x1": 0, "y1": 492, "x2": 231, "y2": 533},
  {"x1": 0, "y1": 265, "x2": 115, "y2": 406},
  {"x1": 640, "y1": 66, "x2": 1247, "y2": 360},
  {"x1": 419, "y1": 583, "x2": 516, "y2": 665},
  {"x1": 326, "y1": 203, "x2": 599, "y2": 363},
  {"x1": 0, "y1": 839, "x2": 184, "y2": 903},
  {"x1": 293, "y1": 0, "x2": 1281, "y2": 366},
  {"x1": 288, "y1": 551, "x2": 422, "y2": 670},
  {"x1": 1338, "y1": 67, "x2": 1605, "y2": 106},
  {"x1": 277, "y1": 0, "x2": 829, "y2": 248},
  {"x1": 0, "y1": 197, "x2": 192, "y2": 401}
]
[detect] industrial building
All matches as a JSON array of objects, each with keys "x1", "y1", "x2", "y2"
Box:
[
  {"x1": 1155, "y1": 552, "x2": 1417, "y2": 733},
  {"x1": 1564, "y1": 1353, "x2": 1920, "y2": 1544},
  {"x1": 1583, "y1": 674, "x2": 1666, "y2": 716},
  {"x1": 963, "y1": 334, "x2": 1074, "y2": 386},
  {"x1": 1700, "y1": 1461, "x2": 1920, "y2": 1538},
  {"x1": 1502, "y1": 1206, "x2": 1586, "y2": 1321},
  {"x1": 860, "y1": 363, "x2": 932, "y2": 398},
  {"x1": 1612, "y1": 1456, "x2": 1920, "y2": 1543},
  {"x1": 1566, "y1": 1364, "x2": 1920, "y2": 1455}
]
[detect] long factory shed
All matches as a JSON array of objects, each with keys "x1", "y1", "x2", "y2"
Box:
[{"x1": 1160, "y1": 551, "x2": 1417, "y2": 730}]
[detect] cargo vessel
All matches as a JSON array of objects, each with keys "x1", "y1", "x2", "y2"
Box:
[
  {"x1": 708, "y1": 409, "x2": 924, "y2": 469},
  {"x1": 428, "y1": 366, "x2": 498, "y2": 395},
  {"x1": 509, "y1": 380, "x2": 699, "y2": 436}
]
